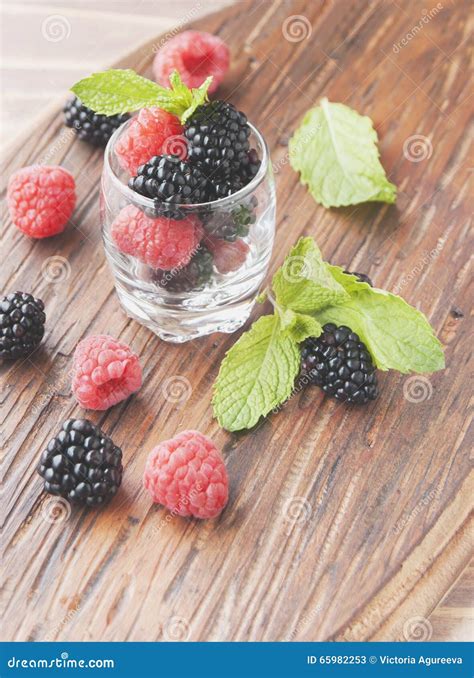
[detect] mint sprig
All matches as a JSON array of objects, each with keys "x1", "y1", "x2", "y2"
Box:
[
  {"x1": 289, "y1": 98, "x2": 397, "y2": 208},
  {"x1": 272, "y1": 237, "x2": 349, "y2": 312},
  {"x1": 213, "y1": 237, "x2": 444, "y2": 431},
  {"x1": 212, "y1": 315, "x2": 301, "y2": 432},
  {"x1": 71, "y1": 69, "x2": 212, "y2": 123},
  {"x1": 316, "y1": 289, "x2": 445, "y2": 373}
]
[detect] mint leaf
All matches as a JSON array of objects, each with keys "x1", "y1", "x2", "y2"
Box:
[
  {"x1": 289, "y1": 98, "x2": 397, "y2": 208},
  {"x1": 71, "y1": 69, "x2": 211, "y2": 122},
  {"x1": 212, "y1": 236, "x2": 445, "y2": 433},
  {"x1": 272, "y1": 237, "x2": 349, "y2": 313},
  {"x1": 315, "y1": 289, "x2": 444, "y2": 373},
  {"x1": 167, "y1": 71, "x2": 212, "y2": 121},
  {"x1": 72, "y1": 70, "x2": 165, "y2": 116},
  {"x1": 280, "y1": 309, "x2": 322, "y2": 343},
  {"x1": 212, "y1": 315, "x2": 300, "y2": 431},
  {"x1": 327, "y1": 264, "x2": 372, "y2": 294}
]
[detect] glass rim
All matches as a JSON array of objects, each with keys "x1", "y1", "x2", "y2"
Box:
[{"x1": 104, "y1": 118, "x2": 270, "y2": 210}]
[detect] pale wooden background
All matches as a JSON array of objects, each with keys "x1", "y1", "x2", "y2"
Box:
[
  {"x1": 1, "y1": 0, "x2": 472, "y2": 643},
  {"x1": 1, "y1": 0, "x2": 233, "y2": 143}
]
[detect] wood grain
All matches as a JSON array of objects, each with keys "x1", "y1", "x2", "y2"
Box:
[
  {"x1": 1, "y1": 0, "x2": 472, "y2": 642},
  {"x1": 429, "y1": 557, "x2": 474, "y2": 642}
]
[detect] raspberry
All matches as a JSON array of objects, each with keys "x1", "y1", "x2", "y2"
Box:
[
  {"x1": 72, "y1": 334, "x2": 142, "y2": 410},
  {"x1": 7, "y1": 165, "x2": 76, "y2": 239},
  {"x1": 301, "y1": 324, "x2": 378, "y2": 404},
  {"x1": 111, "y1": 205, "x2": 203, "y2": 270},
  {"x1": 143, "y1": 430, "x2": 228, "y2": 519},
  {"x1": 206, "y1": 236, "x2": 249, "y2": 274},
  {"x1": 37, "y1": 418, "x2": 123, "y2": 507},
  {"x1": 115, "y1": 107, "x2": 184, "y2": 175},
  {"x1": 152, "y1": 31, "x2": 229, "y2": 95}
]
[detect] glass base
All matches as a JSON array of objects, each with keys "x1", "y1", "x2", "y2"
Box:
[{"x1": 115, "y1": 284, "x2": 256, "y2": 342}]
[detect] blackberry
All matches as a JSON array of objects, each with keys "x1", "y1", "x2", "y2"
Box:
[
  {"x1": 201, "y1": 196, "x2": 258, "y2": 241},
  {"x1": 184, "y1": 101, "x2": 261, "y2": 187},
  {"x1": 301, "y1": 324, "x2": 378, "y2": 404},
  {"x1": 64, "y1": 97, "x2": 129, "y2": 147},
  {"x1": 206, "y1": 150, "x2": 261, "y2": 200},
  {"x1": 0, "y1": 292, "x2": 45, "y2": 360},
  {"x1": 37, "y1": 419, "x2": 123, "y2": 507},
  {"x1": 344, "y1": 270, "x2": 373, "y2": 286},
  {"x1": 238, "y1": 147, "x2": 261, "y2": 184},
  {"x1": 128, "y1": 155, "x2": 210, "y2": 219},
  {"x1": 154, "y1": 245, "x2": 214, "y2": 292},
  {"x1": 208, "y1": 174, "x2": 246, "y2": 201}
]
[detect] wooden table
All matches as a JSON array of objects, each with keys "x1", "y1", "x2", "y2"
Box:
[{"x1": 1, "y1": 0, "x2": 472, "y2": 642}]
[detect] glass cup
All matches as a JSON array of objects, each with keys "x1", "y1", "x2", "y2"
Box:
[{"x1": 100, "y1": 120, "x2": 276, "y2": 343}]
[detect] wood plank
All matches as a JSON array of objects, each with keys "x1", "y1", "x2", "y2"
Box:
[
  {"x1": 428, "y1": 558, "x2": 474, "y2": 642},
  {"x1": 1, "y1": 0, "x2": 472, "y2": 642}
]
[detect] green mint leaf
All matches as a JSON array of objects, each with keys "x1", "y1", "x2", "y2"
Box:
[
  {"x1": 289, "y1": 98, "x2": 397, "y2": 208},
  {"x1": 71, "y1": 69, "x2": 166, "y2": 116},
  {"x1": 280, "y1": 309, "x2": 323, "y2": 343},
  {"x1": 71, "y1": 69, "x2": 211, "y2": 122},
  {"x1": 315, "y1": 288, "x2": 444, "y2": 373},
  {"x1": 168, "y1": 71, "x2": 212, "y2": 122},
  {"x1": 272, "y1": 237, "x2": 349, "y2": 313},
  {"x1": 212, "y1": 315, "x2": 300, "y2": 431},
  {"x1": 327, "y1": 264, "x2": 372, "y2": 294}
]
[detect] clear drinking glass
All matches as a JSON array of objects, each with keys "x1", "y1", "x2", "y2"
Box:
[{"x1": 100, "y1": 119, "x2": 276, "y2": 343}]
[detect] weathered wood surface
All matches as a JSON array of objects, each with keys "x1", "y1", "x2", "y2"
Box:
[
  {"x1": 1, "y1": 0, "x2": 472, "y2": 642},
  {"x1": 429, "y1": 558, "x2": 473, "y2": 642}
]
